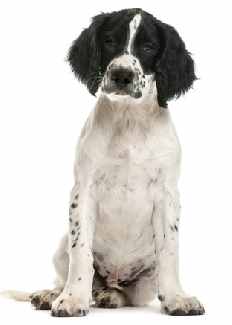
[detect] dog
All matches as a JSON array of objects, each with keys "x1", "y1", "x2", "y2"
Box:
[{"x1": 2, "y1": 8, "x2": 205, "y2": 317}]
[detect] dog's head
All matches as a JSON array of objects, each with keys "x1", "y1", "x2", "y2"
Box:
[{"x1": 68, "y1": 8, "x2": 196, "y2": 107}]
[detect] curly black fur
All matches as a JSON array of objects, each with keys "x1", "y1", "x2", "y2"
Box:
[
  {"x1": 68, "y1": 14, "x2": 107, "y2": 95},
  {"x1": 155, "y1": 19, "x2": 196, "y2": 107}
]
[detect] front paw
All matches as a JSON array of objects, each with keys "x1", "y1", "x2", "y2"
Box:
[
  {"x1": 51, "y1": 293, "x2": 89, "y2": 317},
  {"x1": 162, "y1": 295, "x2": 205, "y2": 316}
]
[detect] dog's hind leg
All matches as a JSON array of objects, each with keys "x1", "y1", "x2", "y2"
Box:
[
  {"x1": 93, "y1": 288, "x2": 127, "y2": 308},
  {"x1": 92, "y1": 271, "x2": 128, "y2": 308},
  {"x1": 31, "y1": 235, "x2": 69, "y2": 310},
  {"x1": 52, "y1": 235, "x2": 69, "y2": 289},
  {"x1": 30, "y1": 288, "x2": 61, "y2": 310}
]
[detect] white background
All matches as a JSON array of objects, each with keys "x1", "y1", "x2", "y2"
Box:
[{"x1": 0, "y1": 0, "x2": 231, "y2": 324}]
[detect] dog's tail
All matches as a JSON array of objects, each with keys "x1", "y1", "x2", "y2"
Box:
[{"x1": 0, "y1": 290, "x2": 31, "y2": 302}]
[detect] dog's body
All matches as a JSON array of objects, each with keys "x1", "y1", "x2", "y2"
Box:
[
  {"x1": 3, "y1": 8, "x2": 205, "y2": 317},
  {"x1": 77, "y1": 97, "x2": 179, "y2": 288}
]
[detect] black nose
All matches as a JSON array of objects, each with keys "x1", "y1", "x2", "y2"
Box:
[{"x1": 110, "y1": 68, "x2": 134, "y2": 88}]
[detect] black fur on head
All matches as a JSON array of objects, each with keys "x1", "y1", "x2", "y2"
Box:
[
  {"x1": 68, "y1": 13, "x2": 108, "y2": 95},
  {"x1": 68, "y1": 9, "x2": 196, "y2": 107},
  {"x1": 154, "y1": 19, "x2": 197, "y2": 107}
]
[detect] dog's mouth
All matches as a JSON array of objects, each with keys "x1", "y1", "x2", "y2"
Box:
[
  {"x1": 103, "y1": 88, "x2": 142, "y2": 99},
  {"x1": 101, "y1": 79, "x2": 143, "y2": 99}
]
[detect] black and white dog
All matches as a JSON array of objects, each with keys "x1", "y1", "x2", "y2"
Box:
[{"x1": 4, "y1": 8, "x2": 205, "y2": 317}]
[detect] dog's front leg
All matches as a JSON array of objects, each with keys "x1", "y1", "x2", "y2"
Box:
[
  {"x1": 153, "y1": 174, "x2": 205, "y2": 316},
  {"x1": 51, "y1": 182, "x2": 95, "y2": 317}
]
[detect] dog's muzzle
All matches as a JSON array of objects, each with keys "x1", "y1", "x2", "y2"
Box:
[{"x1": 102, "y1": 64, "x2": 142, "y2": 99}]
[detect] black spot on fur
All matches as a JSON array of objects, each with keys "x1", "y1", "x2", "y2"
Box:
[
  {"x1": 74, "y1": 236, "x2": 79, "y2": 242},
  {"x1": 94, "y1": 251, "x2": 104, "y2": 262},
  {"x1": 158, "y1": 294, "x2": 165, "y2": 302},
  {"x1": 71, "y1": 203, "x2": 77, "y2": 209}
]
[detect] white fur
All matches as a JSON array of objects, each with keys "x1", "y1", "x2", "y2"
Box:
[{"x1": 127, "y1": 14, "x2": 142, "y2": 54}]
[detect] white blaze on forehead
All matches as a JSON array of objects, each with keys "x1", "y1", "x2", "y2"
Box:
[{"x1": 126, "y1": 14, "x2": 141, "y2": 54}]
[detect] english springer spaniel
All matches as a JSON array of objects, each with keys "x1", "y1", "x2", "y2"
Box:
[{"x1": 3, "y1": 8, "x2": 205, "y2": 317}]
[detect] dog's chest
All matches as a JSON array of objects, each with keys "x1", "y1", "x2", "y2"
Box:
[
  {"x1": 79, "y1": 108, "x2": 179, "y2": 285},
  {"x1": 90, "y1": 137, "x2": 160, "y2": 284}
]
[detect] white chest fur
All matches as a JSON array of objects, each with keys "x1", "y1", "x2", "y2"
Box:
[{"x1": 75, "y1": 95, "x2": 181, "y2": 286}]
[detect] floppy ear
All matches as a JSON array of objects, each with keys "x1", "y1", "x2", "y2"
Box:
[
  {"x1": 68, "y1": 14, "x2": 106, "y2": 95},
  {"x1": 155, "y1": 20, "x2": 196, "y2": 108}
]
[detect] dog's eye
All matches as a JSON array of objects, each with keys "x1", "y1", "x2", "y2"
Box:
[{"x1": 142, "y1": 44, "x2": 156, "y2": 54}]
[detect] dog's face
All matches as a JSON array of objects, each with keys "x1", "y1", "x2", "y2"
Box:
[{"x1": 68, "y1": 8, "x2": 196, "y2": 107}]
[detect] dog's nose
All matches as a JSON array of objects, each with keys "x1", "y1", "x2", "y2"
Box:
[{"x1": 110, "y1": 68, "x2": 134, "y2": 88}]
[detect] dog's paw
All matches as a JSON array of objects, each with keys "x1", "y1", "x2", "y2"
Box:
[
  {"x1": 162, "y1": 295, "x2": 205, "y2": 316},
  {"x1": 93, "y1": 288, "x2": 127, "y2": 308},
  {"x1": 30, "y1": 289, "x2": 61, "y2": 310},
  {"x1": 51, "y1": 293, "x2": 89, "y2": 317}
]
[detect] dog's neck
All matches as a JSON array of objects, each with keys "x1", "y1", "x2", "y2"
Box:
[{"x1": 93, "y1": 91, "x2": 161, "y2": 137}]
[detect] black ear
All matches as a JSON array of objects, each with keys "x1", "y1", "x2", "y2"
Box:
[
  {"x1": 68, "y1": 14, "x2": 107, "y2": 95},
  {"x1": 155, "y1": 20, "x2": 196, "y2": 108}
]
